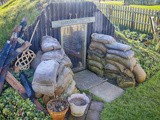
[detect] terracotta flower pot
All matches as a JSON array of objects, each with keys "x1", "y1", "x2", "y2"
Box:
[{"x1": 47, "y1": 99, "x2": 69, "y2": 120}]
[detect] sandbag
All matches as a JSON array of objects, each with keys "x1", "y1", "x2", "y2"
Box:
[
  {"x1": 42, "y1": 95, "x2": 51, "y2": 105},
  {"x1": 107, "y1": 49, "x2": 134, "y2": 59},
  {"x1": 105, "y1": 63, "x2": 119, "y2": 74},
  {"x1": 64, "y1": 80, "x2": 76, "y2": 95},
  {"x1": 117, "y1": 75, "x2": 135, "y2": 88},
  {"x1": 41, "y1": 36, "x2": 61, "y2": 52},
  {"x1": 35, "y1": 92, "x2": 43, "y2": 98},
  {"x1": 32, "y1": 60, "x2": 59, "y2": 96},
  {"x1": 104, "y1": 71, "x2": 119, "y2": 79},
  {"x1": 61, "y1": 55, "x2": 72, "y2": 67},
  {"x1": 55, "y1": 73, "x2": 73, "y2": 96},
  {"x1": 106, "y1": 60, "x2": 135, "y2": 79},
  {"x1": 41, "y1": 49, "x2": 65, "y2": 62},
  {"x1": 61, "y1": 73, "x2": 73, "y2": 89},
  {"x1": 57, "y1": 67, "x2": 74, "y2": 87},
  {"x1": 31, "y1": 51, "x2": 43, "y2": 70},
  {"x1": 89, "y1": 41, "x2": 107, "y2": 53},
  {"x1": 88, "y1": 65, "x2": 104, "y2": 77},
  {"x1": 88, "y1": 49, "x2": 105, "y2": 58},
  {"x1": 106, "y1": 54, "x2": 137, "y2": 71},
  {"x1": 133, "y1": 64, "x2": 146, "y2": 83},
  {"x1": 32, "y1": 84, "x2": 56, "y2": 96},
  {"x1": 91, "y1": 33, "x2": 116, "y2": 44},
  {"x1": 105, "y1": 42, "x2": 131, "y2": 51},
  {"x1": 88, "y1": 54, "x2": 106, "y2": 65},
  {"x1": 88, "y1": 59, "x2": 103, "y2": 70}
]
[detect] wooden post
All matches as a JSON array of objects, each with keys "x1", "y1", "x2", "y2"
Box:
[{"x1": 131, "y1": 11, "x2": 135, "y2": 30}]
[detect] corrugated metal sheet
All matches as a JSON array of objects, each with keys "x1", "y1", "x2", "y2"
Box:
[{"x1": 23, "y1": 2, "x2": 115, "y2": 53}]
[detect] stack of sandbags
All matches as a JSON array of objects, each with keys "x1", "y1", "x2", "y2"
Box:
[
  {"x1": 87, "y1": 33, "x2": 116, "y2": 77},
  {"x1": 32, "y1": 36, "x2": 76, "y2": 98},
  {"x1": 88, "y1": 33, "x2": 147, "y2": 88}
]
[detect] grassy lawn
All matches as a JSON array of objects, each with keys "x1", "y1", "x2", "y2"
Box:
[
  {"x1": 102, "y1": 1, "x2": 160, "y2": 10},
  {"x1": 130, "y1": 5, "x2": 160, "y2": 10},
  {"x1": 101, "y1": 70, "x2": 160, "y2": 120},
  {"x1": 101, "y1": 1, "x2": 123, "y2": 5}
]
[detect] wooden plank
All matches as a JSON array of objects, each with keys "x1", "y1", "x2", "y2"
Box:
[
  {"x1": 118, "y1": 5, "x2": 121, "y2": 26},
  {"x1": 139, "y1": 8, "x2": 143, "y2": 31},
  {"x1": 142, "y1": 9, "x2": 146, "y2": 32},
  {"x1": 6, "y1": 72, "x2": 26, "y2": 94},
  {"x1": 120, "y1": 6, "x2": 123, "y2": 26},
  {"x1": 52, "y1": 17, "x2": 95, "y2": 28},
  {"x1": 122, "y1": 6, "x2": 125, "y2": 26},
  {"x1": 134, "y1": 8, "x2": 137, "y2": 31},
  {"x1": 147, "y1": 9, "x2": 151, "y2": 33},
  {"x1": 136, "y1": 8, "x2": 140, "y2": 31},
  {"x1": 144, "y1": 9, "x2": 149, "y2": 33},
  {"x1": 114, "y1": 5, "x2": 116, "y2": 24}
]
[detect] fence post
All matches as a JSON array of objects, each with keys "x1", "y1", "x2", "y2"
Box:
[{"x1": 131, "y1": 11, "x2": 135, "y2": 30}]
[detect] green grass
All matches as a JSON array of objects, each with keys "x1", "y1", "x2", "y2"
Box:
[
  {"x1": 101, "y1": 70, "x2": 160, "y2": 120},
  {"x1": 102, "y1": 1, "x2": 160, "y2": 10},
  {"x1": 101, "y1": 1, "x2": 123, "y2": 5},
  {"x1": 0, "y1": 0, "x2": 41, "y2": 49},
  {"x1": 130, "y1": 5, "x2": 160, "y2": 10}
]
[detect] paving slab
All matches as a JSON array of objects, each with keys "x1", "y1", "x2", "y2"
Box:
[
  {"x1": 89, "y1": 101, "x2": 104, "y2": 112},
  {"x1": 74, "y1": 70, "x2": 107, "y2": 90},
  {"x1": 86, "y1": 110, "x2": 100, "y2": 120},
  {"x1": 89, "y1": 82, "x2": 124, "y2": 102}
]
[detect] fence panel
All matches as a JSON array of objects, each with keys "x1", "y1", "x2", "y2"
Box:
[{"x1": 96, "y1": 3, "x2": 159, "y2": 33}]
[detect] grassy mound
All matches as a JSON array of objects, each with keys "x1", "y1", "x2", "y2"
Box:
[{"x1": 0, "y1": 0, "x2": 41, "y2": 49}]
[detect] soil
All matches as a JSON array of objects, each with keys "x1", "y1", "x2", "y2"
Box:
[
  {"x1": 69, "y1": 98, "x2": 87, "y2": 106},
  {"x1": 47, "y1": 100, "x2": 68, "y2": 112}
]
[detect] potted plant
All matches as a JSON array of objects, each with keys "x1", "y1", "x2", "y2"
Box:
[{"x1": 47, "y1": 98, "x2": 69, "y2": 120}]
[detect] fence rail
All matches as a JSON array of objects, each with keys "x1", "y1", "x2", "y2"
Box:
[{"x1": 96, "y1": 3, "x2": 159, "y2": 33}]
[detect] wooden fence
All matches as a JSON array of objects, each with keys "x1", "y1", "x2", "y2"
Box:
[{"x1": 96, "y1": 3, "x2": 160, "y2": 33}]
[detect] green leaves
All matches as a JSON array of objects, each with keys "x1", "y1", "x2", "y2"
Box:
[
  {"x1": 121, "y1": 29, "x2": 151, "y2": 42},
  {"x1": 116, "y1": 30, "x2": 160, "y2": 78},
  {"x1": 0, "y1": 88, "x2": 50, "y2": 119}
]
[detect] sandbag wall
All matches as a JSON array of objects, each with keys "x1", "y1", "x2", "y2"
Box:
[
  {"x1": 31, "y1": 36, "x2": 76, "y2": 98},
  {"x1": 87, "y1": 33, "x2": 146, "y2": 88}
]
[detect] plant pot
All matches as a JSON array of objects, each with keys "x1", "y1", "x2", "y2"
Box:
[
  {"x1": 68, "y1": 93, "x2": 89, "y2": 117},
  {"x1": 47, "y1": 99, "x2": 69, "y2": 120}
]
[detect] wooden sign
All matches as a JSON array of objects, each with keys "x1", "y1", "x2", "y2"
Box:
[{"x1": 52, "y1": 17, "x2": 95, "y2": 28}]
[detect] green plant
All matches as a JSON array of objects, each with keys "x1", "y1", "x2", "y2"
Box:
[
  {"x1": 0, "y1": 0, "x2": 42, "y2": 49},
  {"x1": 115, "y1": 31, "x2": 160, "y2": 78},
  {"x1": 0, "y1": 88, "x2": 50, "y2": 119}
]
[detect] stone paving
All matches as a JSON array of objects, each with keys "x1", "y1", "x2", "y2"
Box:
[
  {"x1": 74, "y1": 70, "x2": 107, "y2": 90},
  {"x1": 68, "y1": 70, "x2": 125, "y2": 120},
  {"x1": 86, "y1": 101, "x2": 104, "y2": 120},
  {"x1": 74, "y1": 70, "x2": 124, "y2": 102}
]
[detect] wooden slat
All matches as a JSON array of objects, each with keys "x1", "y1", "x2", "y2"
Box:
[{"x1": 96, "y1": 3, "x2": 157, "y2": 33}]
